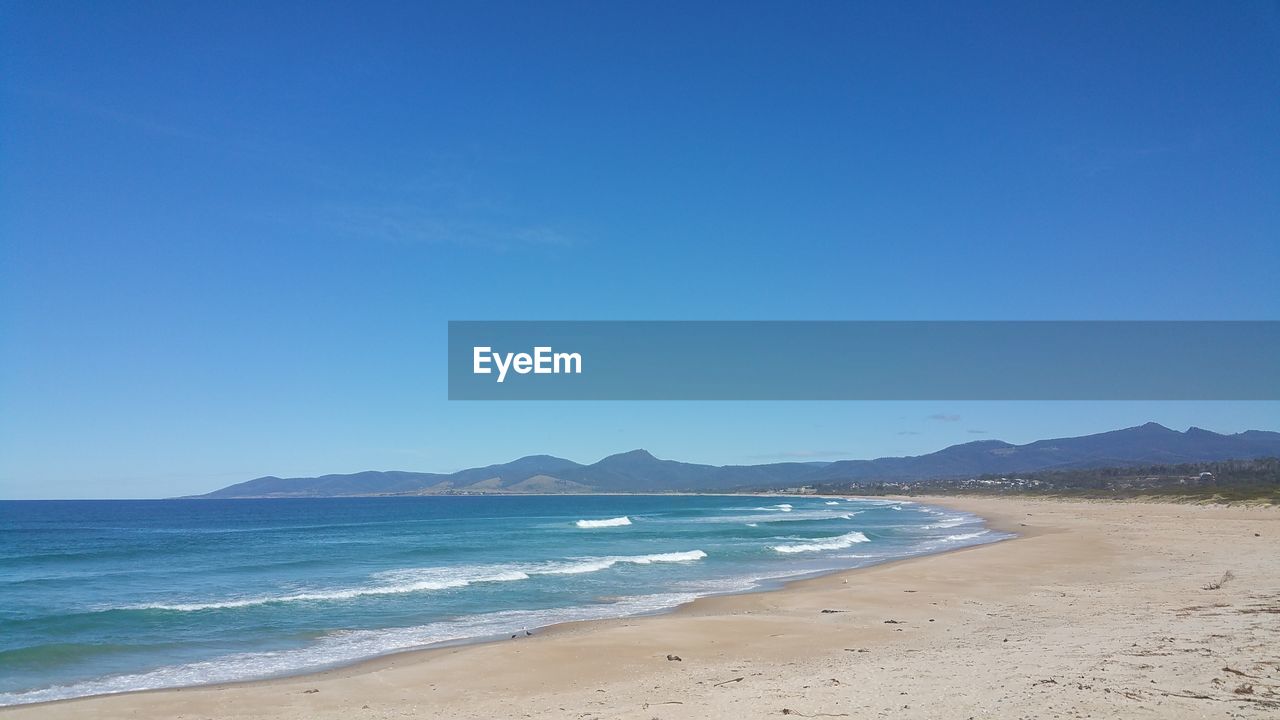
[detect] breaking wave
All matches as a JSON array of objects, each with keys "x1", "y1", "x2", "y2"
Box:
[
  {"x1": 0, "y1": 593, "x2": 706, "y2": 706},
  {"x1": 943, "y1": 531, "x2": 988, "y2": 542},
  {"x1": 771, "y1": 531, "x2": 870, "y2": 554},
  {"x1": 575, "y1": 516, "x2": 632, "y2": 528},
  {"x1": 128, "y1": 550, "x2": 708, "y2": 612},
  {"x1": 536, "y1": 550, "x2": 707, "y2": 575}
]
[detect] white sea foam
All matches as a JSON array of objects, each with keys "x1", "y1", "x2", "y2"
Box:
[
  {"x1": 705, "y1": 509, "x2": 862, "y2": 525},
  {"x1": 137, "y1": 567, "x2": 533, "y2": 611},
  {"x1": 824, "y1": 501, "x2": 840, "y2": 505},
  {"x1": 538, "y1": 558, "x2": 617, "y2": 575},
  {"x1": 925, "y1": 517, "x2": 978, "y2": 529},
  {"x1": 771, "y1": 531, "x2": 870, "y2": 553},
  {"x1": 537, "y1": 550, "x2": 707, "y2": 574},
  {"x1": 625, "y1": 550, "x2": 707, "y2": 564},
  {"x1": 944, "y1": 531, "x2": 988, "y2": 542},
  {"x1": 0, "y1": 593, "x2": 705, "y2": 707},
  {"x1": 575, "y1": 516, "x2": 632, "y2": 528},
  {"x1": 128, "y1": 551, "x2": 708, "y2": 612}
]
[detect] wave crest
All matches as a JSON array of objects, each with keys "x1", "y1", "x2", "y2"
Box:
[
  {"x1": 129, "y1": 550, "x2": 708, "y2": 612},
  {"x1": 575, "y1": 516, "x2": 631, "y2": 528},
  {"x1": 539, "y1": 550, "x2": 707, "y2": 574},
  {"x1": 139, "y1": 567, "x2": 533, "y2": 611},
  {"x1": 772, "y1": 531, "x2": 870, "y2": 554},
  {"x1": 925, "y1": 517, "x2": 977, "y2": 529},
  {"x1": 943, "y1": 531, "x2": 988, "y2": 542}
]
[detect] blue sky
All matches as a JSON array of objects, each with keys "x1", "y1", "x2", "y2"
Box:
[{"x1": 2, "y1": 2, "x2": 1278, "y2": 499}]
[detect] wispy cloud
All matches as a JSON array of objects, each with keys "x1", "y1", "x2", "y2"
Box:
[
  {"x1": 1053, "y1": 140, "x2": 1182, "y2": 178},
  {"x1": 967, "y1": 429, "x2": 989, "y2": 434},
  {"x1": 927, "y1": 414, "x2": 961, "y2": 422},
  {"x1": 24, "y1": 88, "x2": 266, "y2": 157},
  {"x1": 896, "y1": 430, "x2": 921, "y2": 436},
  {"x1": 307, "y1": 154, "x2": 575, "y2": 252},
  {"x1": 27, "y1": 89, "x2": 572, "y2": 252},
  {"x1": 322, "y1": 205, "x2": 573, "y2": 251}
]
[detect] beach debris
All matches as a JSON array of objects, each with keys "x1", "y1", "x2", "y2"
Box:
[
  {"x1": 843, "y1": 648, "x2": 869, "y2": 652},
  {"x1": 1222, "y1": 666, "x2": 1262, "y2": 679},
  {"x1": 1159, "y1": 689, "x2": 1214, "y2": 700},
  {"x1": 1159, "y1": 688, "x2": 1279, "y2": 708},
  {"x1": 303, "y1": 689, "x2": 319, "y2": 694},
  {"x1": 666, "y1": 654, "x2": 682, "y2": 661},
  {"x1": 713, "y1": 676, "x2": 745, "y2": 687},
  {"x1": 820, "y1": 609, "x2": 848, "y2": 613},
  {"x1": 1203, "y1": 570, "x2": 1235, "y2": 590},
  {"x1": 1234, "y1": 683, "x2": 1255, "y2": 695},
  {"x1": 882, "y1": 619, "x2": 904, "y2": 624},
  {"x1": 780, "y1": 710, "x2": 849, "y2": 717}
]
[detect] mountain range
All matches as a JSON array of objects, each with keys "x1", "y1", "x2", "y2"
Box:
[{"x1": 194, "y1": 423, "x2": 1280, "y2": 498}]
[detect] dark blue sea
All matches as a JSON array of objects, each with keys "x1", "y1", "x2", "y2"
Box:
[{"x1": 0, "y1": 495, "x2": 1008, "y2": 705}]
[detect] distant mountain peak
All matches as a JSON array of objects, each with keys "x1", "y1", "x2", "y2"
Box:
[
  {"x1": 510, "y1": 454, "x2": 574, "y2": 463},
  {"x1": 193, "y1": 422, "x2": 1280, "y2": 498},
  {"x1": 956, "y1": 439, "x2": 1016, "y2": 449},
  {"x1": 603, "y1": 449, "x2": 658, "y2": 461}
]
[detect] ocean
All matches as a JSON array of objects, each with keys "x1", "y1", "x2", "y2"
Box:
[{"x1": 0, "y1": 495, "x2": 1009, "y2": 706}]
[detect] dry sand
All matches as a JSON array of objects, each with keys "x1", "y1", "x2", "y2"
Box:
[{"x1": 5, "y1": 496, "x2": 1277, "y2": 719}]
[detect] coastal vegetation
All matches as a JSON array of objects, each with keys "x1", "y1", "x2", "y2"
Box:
[{"x1": 806, "y1": 458, "x2": 1280, "y2": 504}]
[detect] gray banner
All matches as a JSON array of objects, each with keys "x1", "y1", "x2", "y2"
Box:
[{"x1": 447, "y1": 321, "x2": 1280, "y2": 400}]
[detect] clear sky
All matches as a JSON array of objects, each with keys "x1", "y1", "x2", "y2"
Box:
[{"x1": 2, "y1": 2, "x2": 1278, "y2": 499}]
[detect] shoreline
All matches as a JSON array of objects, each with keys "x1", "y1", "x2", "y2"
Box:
[
  {"x1": 4, "y1": 496, "x2": 1276, "y2": 718},
  {"x1": 0, "y1": 496, "x2": 1009, "y2": 709}
]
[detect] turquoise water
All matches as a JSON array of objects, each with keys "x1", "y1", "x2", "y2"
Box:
[{"x1": 0, "y1": 495, "x2": 1008, "y2": 705}]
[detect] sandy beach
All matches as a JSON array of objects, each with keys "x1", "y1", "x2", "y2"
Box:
[{"x1": 5, "y1": 496, "x2": 1277, "y2": 719}]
